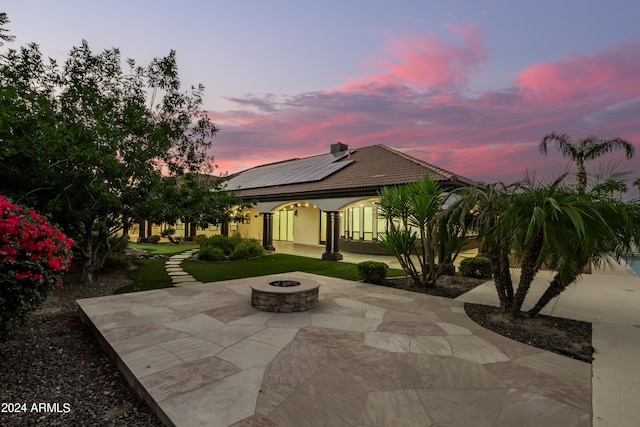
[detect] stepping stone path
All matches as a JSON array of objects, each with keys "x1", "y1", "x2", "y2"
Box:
[{"x1": 166, "y1": 249, "x2": 202, "y2": 286}]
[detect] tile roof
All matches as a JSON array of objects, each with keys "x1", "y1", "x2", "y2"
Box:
[{"x1": 222, "y1": 144, "x2": 475, "y2": 201}]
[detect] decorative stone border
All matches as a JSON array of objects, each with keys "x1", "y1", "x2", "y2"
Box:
[{"x1": 250, "y1": 277, "x2": 320, "y2": 312}]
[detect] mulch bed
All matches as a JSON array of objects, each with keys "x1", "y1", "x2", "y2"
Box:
[
  {"x1": 0, "y1": 267, "x2": 163, "y2": 426},
  {"x1": 384, "y1": 275, "x2": 593, "y2": 363},
  {"x1": 384, "y1": 275, "x2": 487, "y2": 299},
  {"x1": 464, "y1": 303, "x2": 593, "y2": 361}
]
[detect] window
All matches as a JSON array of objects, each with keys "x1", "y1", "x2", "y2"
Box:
[
  {"x1": 351, "y1": 207, "x2": 360, "y2": 239},
  {"x1": 343, "y1": 203, "x2": 380, "y2": 241},
  {"x1": 363, "y1": 206, "x2": 373, "y2": 240},
  {"x1": 274, "y1": 210, "x2": 294, "y2": 241}
]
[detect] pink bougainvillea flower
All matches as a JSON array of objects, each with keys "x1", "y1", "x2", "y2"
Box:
[{"x1": 0, "y1": 195, "x2": 74, "y2": 341}]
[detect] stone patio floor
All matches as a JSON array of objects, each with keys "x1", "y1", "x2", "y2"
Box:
[{"x1": 77, "y1": 250, "x2": 591, "y2": 427}]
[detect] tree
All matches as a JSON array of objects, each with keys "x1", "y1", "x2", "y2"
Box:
[
  {"x1": 0, "y1": 41, "x2": 237, "y2": 283},
  {"x1": 0, "y1": 12, "x2": 15, "y2": 46},
  {"x1": 377, "y1": 177, "x2": 466, "y2": 287},
  {"x1": 136, "y1": 173, "x2": 249, "y2": 240},
  {"x1": 451, "y1": 182, "x2": 515, "y2": 311},
  {"x1": 539, "y1": 132, "x2": 635, "y2": 191},
  {"x1": 529, "y1": 184, "x2": 638, "y2": 315},
  {"x1": 454, "y1": 173, "x2": 639, "y2": 318},
  {"x1": 633, "y1": 177, "x2": 640, "y2": 200}
]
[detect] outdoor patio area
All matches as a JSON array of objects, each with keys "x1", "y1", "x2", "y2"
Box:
[{"x1": 77, "y1": 250, "x2": 592, "y2": 427}]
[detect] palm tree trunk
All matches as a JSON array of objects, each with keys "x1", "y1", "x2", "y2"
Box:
[
  {"x1": 510, "y1": 233, "x2": 544, "y2": 316},
  {"x1": 488, "y1": 242, "x2": 514, "y2": 310},
  {"x1": 576, "y1": 159, "x2": 587, "y2": 192},
  {"x1": 500, "y1": 244, "x2": 514, "y2": 302},
  {"x1": 527, "y1": 277, "x2": 567, "y2": 317}
]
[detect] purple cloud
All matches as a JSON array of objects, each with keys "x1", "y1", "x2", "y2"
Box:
[{"x1": 209, "y1": 25, "x2": 640, "y2": 185}]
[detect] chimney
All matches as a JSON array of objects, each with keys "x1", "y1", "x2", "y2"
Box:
[{"x1": 330, "y1": 142, "x2": 348, "y2": 154}]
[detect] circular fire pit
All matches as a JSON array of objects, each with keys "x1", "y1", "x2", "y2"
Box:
[
  {"x1": 270, "y1": 280, "x2": 301, "y2": 287},
  {"x1": 250, "y1": 277, "x2": 320, "y2": 312}
]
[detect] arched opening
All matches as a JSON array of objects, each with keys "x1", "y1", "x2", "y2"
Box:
[
  {"x1": 340, "y1": 198, "x2": 383, "y2": 242},
  {"x1": 272, "y1": 202, "x2": 322, "y2": 245}
]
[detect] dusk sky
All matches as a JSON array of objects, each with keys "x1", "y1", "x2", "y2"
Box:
[{"x1": 4, "y1": 1, "x2": 640, "y2": 185}]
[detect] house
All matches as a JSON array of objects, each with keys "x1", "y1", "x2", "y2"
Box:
[{"x1": 221, "y1": 143, "x2": 475, "y2": 260}]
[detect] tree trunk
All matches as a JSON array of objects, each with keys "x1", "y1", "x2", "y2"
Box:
[
  {"x1": 528, "y1": 261, "x2": 586, "y2": 317},
  {"x1": 527, "y1": 277, "x2": 567, "y2": 317},
  {"x1": 423, "y1": 233, "x2": 438, "y2": 287},
  {"x1": 79, "y1": 221, "x2": 94, "y2": 285},
  {"x1": 122, "y1": 219, "x2": 129, "y2": 237},
  {"x1": 510, "y1": 233, "x2": 544, "y2": 316},
  {"x1": 89, "y1": 228, "x2": 109, "y2": 274},
  {"x1": 488, "y1": 243, "x2": 514, "y2": 311},
  {"x1": 78, "y1": 221, "x2": 112, "y2": 285},
  {"x1": 402, "y1": 253, "x2": 424, "y2": 288},
  {"x1": 576, "y1": 159, "x2": 587, "y2": 192}
]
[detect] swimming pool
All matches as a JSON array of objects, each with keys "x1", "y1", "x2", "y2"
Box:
[{"x1": 622, "y1": 256, "x2": 640, "y2": 276}]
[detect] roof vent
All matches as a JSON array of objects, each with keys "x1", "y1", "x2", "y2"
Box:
[{"x1": 330, "y1": 142, "x2": 348, "y2": 154}]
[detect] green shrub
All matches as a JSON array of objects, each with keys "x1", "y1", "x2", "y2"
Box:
[
  {"x1": 459, "y1": 257, "x2": 492, "y2": 279},
  {"x1": 0, "y1": 196, "x2": 73, "y2": 341},
  {"x1": 229, "y1": 232, "x2": 244, "y2": 247},
  {"x1": 198, "y1": 246, "x2": 227, "y2": 261},
  {"x1": 104, "y1": 236, "x2": 131, "y2": 268},
  {"x1": 148, "y1": 234, "x2": 161, "y2": 244},
  {"x1": 194, "y1": 234, "x2": 208, "y2": 244},
  {"x1": 357, "y1": 261, "x2": 389, "y2": 285},
  {"x1": 229, "y1": 240, "x2": 264, "y2": 260},
  {"x1": 160, "y1": 227, "x2": 176, "y2": 238},
  {"x1": 201, "y1": 235, "x2": 234, "y2": 255}
]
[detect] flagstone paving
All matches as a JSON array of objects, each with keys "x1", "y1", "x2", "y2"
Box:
[{"x1": 77, "y1": 251, "x2": 591, "y2": 427}]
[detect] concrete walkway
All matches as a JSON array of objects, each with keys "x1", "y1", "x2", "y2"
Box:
[
  {"x1": 456, "y1": 260, "x2": 640, "y2": 427},
  {"x1": 77, "y1": 249, "x2": 592, "y2": 426}
]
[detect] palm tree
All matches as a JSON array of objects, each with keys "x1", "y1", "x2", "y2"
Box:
[
  {"x1": 500, "y1": 176, "x2": 583, "y2": 316},
  {"x1": 454, "y1": 173, "x2": 638, "y2": 318},
  {"x1": 539, "y1": 132, "x2": 635, "y2": 191},
  {"x1": 377, "y1": 177, "x2": 464, "y2": 288},
  {"x1": 450, "y1": 182, "x2": 515, "y2": 311},
  {"x1": 527, "y1": 190, "x2": 638, "y2": 316}
]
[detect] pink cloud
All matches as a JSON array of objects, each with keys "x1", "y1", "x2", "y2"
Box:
[
  {"x1": 209, "y1": 33, "x2": 640, "y2": 185},
  {"x1": 341, "y1": 22, "x2": 487, "y2": 91},
  {"x1": 516, "y1": 43, "x2": 640, "y2": 107}
]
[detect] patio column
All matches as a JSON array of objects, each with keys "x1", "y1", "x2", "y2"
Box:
[
  {"x1": 322, "y1": 211, "x2": 343, "y2": 261},
  {"x1": 262, "y1": 212, "x2": 275, "y2": 251}
]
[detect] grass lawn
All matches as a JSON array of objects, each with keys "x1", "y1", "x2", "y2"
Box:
[
  {"x1": 116, "y1": 253, "x2": 405, "y2": 293},
  {"x1": 128, "y1": 242, "x2": 199, "y2": 256},
  {"x1": 115, "y1": 259, "x2": 173, "y2": 294},
  {"x1": 183, "y1": 253, "x2": 405, "y2": 282}
]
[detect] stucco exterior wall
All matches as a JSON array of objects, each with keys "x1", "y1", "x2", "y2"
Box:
[{"x1": 293, "y1": 205, "x2": 321, "y2": 245}]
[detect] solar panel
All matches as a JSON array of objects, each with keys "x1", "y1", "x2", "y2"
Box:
[{"x1": 223, "y1": 152, "x2": 354, "y2": 190}]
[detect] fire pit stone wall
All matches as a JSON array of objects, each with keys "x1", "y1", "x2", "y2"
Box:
[{"x1": 250, "y1": 277, "x2": 320, "y2": 312}]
